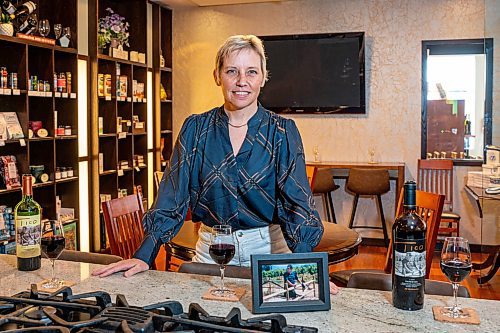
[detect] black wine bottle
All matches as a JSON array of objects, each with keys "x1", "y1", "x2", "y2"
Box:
[
  {"x1": 9, "y1": 1, "x2": 36, "y2": 20},
  {"x1": 15, "y1": 174, "x2": 41, "y2": 271},
  {"x1": 392, "y1": 181, "x2": 426, "y2": 310}
]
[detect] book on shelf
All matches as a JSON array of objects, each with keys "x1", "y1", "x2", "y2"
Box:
[{"x1": 0, "y1": 113, "x2": 24, "y2": 139}]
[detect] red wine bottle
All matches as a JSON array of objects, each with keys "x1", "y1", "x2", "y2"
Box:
[
  {"x1": 15, "y1": 174, "x2": 41, "y2": 271},
  {"x1": 392, "y1": 181, "x2": 426, "y2": 310},
  {"x1": 9, "y1": 1, "x2": 36, "y2": 20}
]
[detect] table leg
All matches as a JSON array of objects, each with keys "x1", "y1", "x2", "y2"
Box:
[
  {"x1": 475, "y1": 250, "x2": 499, "y2": 285},
  {"x1": 396, "y1": 166, "x2": 405, "y2": 215}
]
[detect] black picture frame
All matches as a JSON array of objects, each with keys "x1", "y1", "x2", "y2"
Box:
[{"x1": 251, "y1": 252, "x2": 331, "y2": 314}]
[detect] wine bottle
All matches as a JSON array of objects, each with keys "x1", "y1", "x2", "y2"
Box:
[
  {"x1": 1, "y1": 1, "x2": 16, "y2": 15},
  {"x1": 392, "y1": 181, "x2": 426, "y2": 311},
  {"x1": 9, "y1": 1, "x2": 36, "y2": 20},
  {"x1": 15, "y1": 174, "x2": 41, "y2": 271},
  {"x1": 18, "y1": 13, "x2": 37, "y2": 34}
]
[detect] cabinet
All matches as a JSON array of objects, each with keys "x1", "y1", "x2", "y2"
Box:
[
  {"x1": 153, "y1": 4, "x2": 173, "y2": 175},
  {"x1": 89, "y1": 0, "x2": 151, "y2": 250},
  {"x1": 0, "y1": 0, "x2": 79, "y2": 247}
]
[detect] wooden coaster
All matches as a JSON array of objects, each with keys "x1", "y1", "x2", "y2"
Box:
[
  {"x1": 201, "y1": 287, "x2": 246, "y2": 302},
  {"x1": 432, "y1": 306, "x2": 480, "y2": 325},
  {"x1": 35, "y1": 279, "x2": 76, "y2": 294}
]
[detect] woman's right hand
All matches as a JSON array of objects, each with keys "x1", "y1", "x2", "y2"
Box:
[{"x1": 91, "y1": 258, "x2": 149, "y2": 278}]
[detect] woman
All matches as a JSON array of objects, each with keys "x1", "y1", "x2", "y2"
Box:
[{"x1": 93, "y1": 35, "x2": 338, "y2": 294}]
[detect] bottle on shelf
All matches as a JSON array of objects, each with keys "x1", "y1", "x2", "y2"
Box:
[
  {"x1": 464, "y1": 114, "x2": 471, "y2": 136},
  {"x1": 14, "y1": 174, "x2": 41, "y2": 271},
  {"x1": 1, "y1": 1, "x2": 16, "y2": 15},
  {"x1": 9, "y1": 1, "x2": 36, "y2": 20},
  {"x1": 392, "y1": 181, "x2": 426, "y2": 311}
]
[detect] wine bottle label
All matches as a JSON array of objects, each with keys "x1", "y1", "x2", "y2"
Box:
[
  {"x1": 394, "y1": 238, "x2": 426, "y2": 278},
  {"x1": 15, "y1": 214, "x2": 41, "y2": 258}
]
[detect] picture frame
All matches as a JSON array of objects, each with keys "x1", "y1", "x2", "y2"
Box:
[{"x1": 251, "y1": 252, "x2": 331, "y2": 314}]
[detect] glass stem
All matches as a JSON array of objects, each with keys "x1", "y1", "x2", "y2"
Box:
[
  {"x1": 452, "y1": 283, "x2": 459, "y2": 312},
  {"x1": 51, "y1": 259, "x2": 56, "y2": 282},
  {"x1": 220, "y1": 265, "x2": 225, "y2": 292}
]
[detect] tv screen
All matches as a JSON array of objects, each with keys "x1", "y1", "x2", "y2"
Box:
[{"x1": 259, "y1": 32, "x2": 365, "y2": 114}]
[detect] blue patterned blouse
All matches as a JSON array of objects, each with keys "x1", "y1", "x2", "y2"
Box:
[{"x1": 133, "y1": 105, "x2": 323, "y2": 266}]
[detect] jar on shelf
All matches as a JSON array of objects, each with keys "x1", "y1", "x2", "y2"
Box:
[
  {"x1": 64, "y1": 126, "x2": 71, "y2": 136},
  {"x1": 55, "y1": 167, "x2": 61, "y2": 180},
  {"x1": 67, "y1": 167, "x2": 73, "y2": 177},
  {"x1": 60, "y1": 167, "x2": 67, "y2": 179}
]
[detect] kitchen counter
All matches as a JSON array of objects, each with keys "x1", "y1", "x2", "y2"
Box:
[{"x1": 0, "y1": 254, "x2": 498, "y2": 332}]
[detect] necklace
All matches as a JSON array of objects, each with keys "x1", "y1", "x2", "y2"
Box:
[{"x1": 228, "y1": 121, "x2": 248, "y2": 128}]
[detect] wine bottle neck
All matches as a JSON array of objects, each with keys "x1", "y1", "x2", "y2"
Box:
[{"x1": 403, "y1": 205, "x2": 417, "y2": 213}]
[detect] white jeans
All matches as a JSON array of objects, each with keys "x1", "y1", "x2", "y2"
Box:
[{"x1": 192, "y1": 224, "x2": 291, "y2": 267}]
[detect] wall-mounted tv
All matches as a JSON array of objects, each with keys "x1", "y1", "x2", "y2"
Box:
[{"x1": 259, "y1": 32, "x2": 366, "y2": 114}]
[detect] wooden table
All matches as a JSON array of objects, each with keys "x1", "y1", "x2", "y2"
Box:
[{"x1": 307, "y1": 161, "x2": 405, "y2": 214}]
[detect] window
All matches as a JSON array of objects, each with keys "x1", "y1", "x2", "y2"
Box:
[{"x1": 421, "y1": 39, "x2": 493, "y2": 165}]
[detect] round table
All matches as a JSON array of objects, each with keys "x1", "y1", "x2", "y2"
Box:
[{"x1": 166, "y1": 222, "x2": 361, "y2": 270}]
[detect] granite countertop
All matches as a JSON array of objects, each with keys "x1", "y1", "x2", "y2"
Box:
[{"x1": 0, "y1": 254, "x2": 498, "y2": 332}]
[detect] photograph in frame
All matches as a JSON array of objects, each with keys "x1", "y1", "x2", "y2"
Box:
[{"x1": 251, "y1": 252, "x2": 331, "y2": 314}]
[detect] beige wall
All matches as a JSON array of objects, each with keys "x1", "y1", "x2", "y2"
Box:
[{"x1": 171, "y1": 0, "x2": 492, "y2": 243}]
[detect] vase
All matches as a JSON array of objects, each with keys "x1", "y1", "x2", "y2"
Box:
[
  {"x1": 0, "y1": 23, "x2": 14, "y2": 37},
  {"x1": 110, "y1": 39, "x2": 120, "y2": 49}
]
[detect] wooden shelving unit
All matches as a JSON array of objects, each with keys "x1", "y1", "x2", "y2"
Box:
[
  {"x1": 89, "y1": 0, "x2": 152, "y2": 251},
  {"x1": 152, "y1": 3, "x2": 173, "y2": 179},
  {"x1": 0, "y1": 0, "x2": 79, "y2": 246}
]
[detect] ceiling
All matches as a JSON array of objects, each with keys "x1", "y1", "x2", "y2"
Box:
[{"x1": 154, "y1": 0, "x2": 284, "y2": 8}]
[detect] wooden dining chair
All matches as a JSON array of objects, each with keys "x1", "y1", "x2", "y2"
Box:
[
  {"x1": 418, "y1": 159, "x2": 461, "y2": 238},
  {"x1": 101, "y1": 193, "x2": 154, "y2": 267},
  {"x1": 306, "y1": 165, "x2": 317, "y2": 191},
  {"x1": 330, "y1": 189, "x2": 444, "y2": 286}
]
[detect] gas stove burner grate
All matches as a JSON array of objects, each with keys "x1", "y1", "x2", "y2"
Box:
[{"x1": 0, "y1": 287, "x2": 318, "y2": 333}]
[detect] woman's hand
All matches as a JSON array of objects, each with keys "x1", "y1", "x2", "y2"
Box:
[
  {"x1": 91, "y1": 258, "x2": 149, "y2": 278},
  {"x1": 329, "y1": 281, "x2": 340, "y2": 295}
]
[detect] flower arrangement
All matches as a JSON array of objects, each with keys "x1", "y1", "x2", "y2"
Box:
[{"x1": 98, "y1": 8, "x2": 130, "y2": 49}]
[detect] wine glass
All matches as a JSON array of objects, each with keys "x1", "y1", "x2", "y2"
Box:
[
  {"x1": 41, "y1": 220, "x2": 66, "y2": 289},
  {"x1": 440, "y1": 237, "x2": 472, "y2": 318},
  {"x1": 38, "y1": 19, "x2": 50, "y2": 38},
  {"x1": 368, "y1": 147, "x2": 376, "y2": 164},
  {"x1": 209, "y1": 225, "x2": 235, "y2": 297},
  {"x1": 54, "y1": 24, "x2": 62, "y2": 39},
  {"x1": 313, "y1": 145, "x2": 320, "y2": 162}
]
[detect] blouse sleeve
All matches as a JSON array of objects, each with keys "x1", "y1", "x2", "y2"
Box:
[
  {"x1": 133, "y1": 116, "x2": 197, "y2": 266},
  {"x1": 276, "y1": 119, "x2": 324, "y2": 253}
]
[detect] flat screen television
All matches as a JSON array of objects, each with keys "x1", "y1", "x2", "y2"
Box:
[{"x1": 258, "y1": 32, "x2": 366, "y2": 114}]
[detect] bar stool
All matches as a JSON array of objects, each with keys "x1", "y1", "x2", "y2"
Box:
[
  {"x1": 346, "y1": 168, "x2": 390, "y2": 246},
  {"x1": 312, "y1": 168, "x2": 340, "y2": 223}
]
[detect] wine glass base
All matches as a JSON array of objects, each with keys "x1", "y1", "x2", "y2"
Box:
[
  {"x1": 41, "y1": 279, "x2": 61, "y2": 290},
  {"x1": 441, "y1": 306, "x2": 470, "y2": 319},
  {"x1": 210, "y1": 288, "x2": 235, "y2": 298}
]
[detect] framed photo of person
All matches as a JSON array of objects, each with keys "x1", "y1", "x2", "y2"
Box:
[{"x1": 251, "y1": 252, "x2": 331, "y2": 314}]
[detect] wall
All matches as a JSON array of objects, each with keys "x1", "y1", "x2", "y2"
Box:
[{"x1": 171, "y1": 0, "x2": 490, "y2": 243}]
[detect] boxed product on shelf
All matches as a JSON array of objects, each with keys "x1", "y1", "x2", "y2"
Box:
[
  {"x1": 117, "y1": 188, "x2": 128, "y2": 198},
  {"x1": 119, "y1": 160, "x2": 129, "y2": 169},
  {"x1": 104, "y1": 74, "x2": 112, "y2": 97},
  {"x1": 133, "y1": 155, "x2": 145, "y2": 167},
  {"x1": 98, "y1": 117, "x2": 103, "y2": 134},
  {"x1": 57, "y1": 207, "x2": 75, "y2": 223},
  {"x1": 99, "y1": 194, "x2": 112, "y2": 204},
  {"x1": 0, "y1": 155, "x2": 21, "y2": 189},
  {"x1": 63, "y1": 221, "x2": 78, "y2": 251},
  {"x1": 98, "y1": 153, "x2": 104, "y2": 173},
  {"x1": 1, "y1": 112, "x2": 24, "y2": 139},
  {"x1": 98, "y1": 74, "x2": 104, "y2": 97},
  {"x1": 0, "y1": 114, "x2": 7, "y2": 140}
]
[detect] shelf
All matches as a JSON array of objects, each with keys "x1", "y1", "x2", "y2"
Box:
[
  {"x1": 98, "y1": 54, "x2": 148, "y2": 68},
  {"x1": 132, "y1": 132, "x2": 147, "y2": 136},
  {"x1": 160, "y1": 67, "x2": 172, "y2": 72},
  {"x1": 0, "y1": 34, "x2": 78, "y2": 54},
  {"x1": 55, "y1": 135, "x2": 78, "y2": 140},
  {"x1": 161, "y1": 99, "x2": 172, "y2": 103},
  {"x1": 0, "y1": 138, "x2": 27, "y2": 145},
  {"x1": 0, "y1": 89, "x2": 27, "y2": 95},
  {"x1": 55, "y1": 176, "x2": 78, "y2": 184},
  {"x1": 30, "y1": 136, "x2": 54, "y2": 141},
  {"x1": 33, "y1": 181, "x2": 55, "y2": 189},
  {"x1": 160, "y1": 130, "x2": 173, "y2": 134},
  {"x1": 99, "y1": 170, "x2": 117, "y2": 176},
  {"x1": 0, "y1": 187, "x2": 21, "y2": 194},
  {"x1": 99, "y1": 133, "x2": 116, "y2": 138}
]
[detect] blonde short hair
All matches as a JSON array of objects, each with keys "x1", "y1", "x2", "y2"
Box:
[{"x1": 215, "y1": 35, "x2": 268, "y2": 83}]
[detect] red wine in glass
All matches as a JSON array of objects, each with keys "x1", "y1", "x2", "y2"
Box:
[
  {"x1": 209, "y1": 243, "x2": 235, "y2": 265},
  {"x1": 41, "y1": 235, "x2": 66, "y2": 259},
  {"x1": 440, "y1": 259, "x2": 472, "y2": 283}
]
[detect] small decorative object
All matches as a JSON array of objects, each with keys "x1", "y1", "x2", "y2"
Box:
[
  {"x1": 160, "y1": 84, "x2": 168, "y2": 101},
  {"x1": 98, "y1": 8, "x2": 130, "y2": 51},
  {"x1": 0, "y1": 13, "x2": 14, "y2": 36},
  {"x1": 59, "y1": 27, "x2": 71, "y2": 47},
  {"x1": 160, "y1": 54, "x2": 165, "y2": 67},
  {"x1": 54, "y1": 23, "x2": 62, "y2": 39},
  {"x1": 250, "y1": 252, "x2": 331, "y2": 314},
  {"x1": 38, "y1": 19, "x2": 50, "y2": 38}
]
